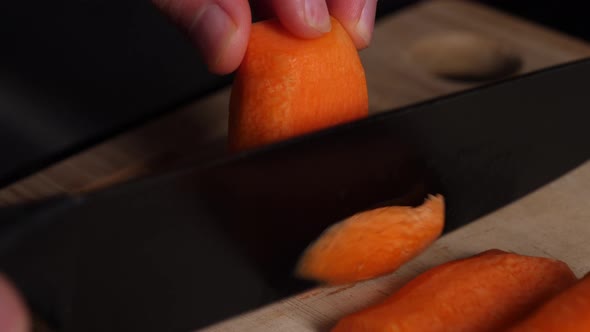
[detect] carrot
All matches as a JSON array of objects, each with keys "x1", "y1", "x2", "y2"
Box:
[
  {"x1": 228, "y1": 17, "x2": 368, "y2": 152},
  {"x1": 332, "y1": 249, "x2": 577, "y2": 332},
  {"x1": 505, "y1": 271, "x2": 590, "y2": 332},
  {"x1": 295, "y1": 195, "x2": 445, "y2": 285}
]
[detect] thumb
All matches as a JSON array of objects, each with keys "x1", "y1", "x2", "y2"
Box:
[
  {"x1": 0, "y1": 273, "x2": 30, "y2": 332},
  {"x1": 152, "y1": 0, "x2": 252, "y2": 74}
]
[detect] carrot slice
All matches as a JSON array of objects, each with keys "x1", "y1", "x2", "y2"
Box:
[
  {"x1": 331, "y1": 249, "x2": 577, "y2": 332},
  {"x1": 295, "y1": 195, "x2": 445, "y2": 285},
  {"x1": 506, "y1": 271, "x2": 590, "y2": 332},
  {"x1": 228, "y1": 17, "x2": 368, "y2": 152}
]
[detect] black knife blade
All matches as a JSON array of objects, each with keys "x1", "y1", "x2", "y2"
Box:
[{"x1": 0, "y1": 58, "x2": 589, "y2": 332}]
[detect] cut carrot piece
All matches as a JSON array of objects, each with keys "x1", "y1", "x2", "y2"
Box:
[
  {"x1": 331, "y1": 249, "x2": 577, "y2": 332},
  {"x1": 228, "y1": 17, "x2": 368, "y2": 152},
  {"x1": 506, "y1": 271, "x2": 590, "y2": 332},
  {"x1": 295, "y1": 195, "x2": 445, "y2": 285}
]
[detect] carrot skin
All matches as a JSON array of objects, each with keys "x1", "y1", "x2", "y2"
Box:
[
  {"x1": 505, "y1": 272, "x2": 590, "y2": 332},
  {"x1": 332, "y1": 250, "x2": 577, "y2": 332}
]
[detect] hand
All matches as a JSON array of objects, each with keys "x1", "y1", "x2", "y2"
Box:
[
  {"x1": 152, "y1": 0, "x2": 377, "y2": 74},
  {"x1": 0, "y1": 274, "x2": 29, "y2": 332}
]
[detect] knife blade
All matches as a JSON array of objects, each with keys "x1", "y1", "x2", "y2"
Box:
[{"x1": 0, "y1": 58, "x2": 589, "y2": 332}]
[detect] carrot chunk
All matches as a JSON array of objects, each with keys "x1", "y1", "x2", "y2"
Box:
[
  {"x1": 332, "y1": 249, "x2": 576, "y2": 332},
  {"x1": 295, "y1": 195, "x2": 445, "y2": 285},
  {"x1": 506, "y1": 271, "x2": 590, "y2": 332},
  {"x1": 228, "y1": 17, "x2": 368, "y2": 152}
]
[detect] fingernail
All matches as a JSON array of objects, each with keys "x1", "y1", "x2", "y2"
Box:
[
  {"x1": 304, "y1": 0, "x2": 331, "y2": 33},
  {"x1": 190, "y1": 4, "x2": 237, "y2": 66},
  {"x1": 355, "y1": 0, "x2": 377, "y2": 46}
]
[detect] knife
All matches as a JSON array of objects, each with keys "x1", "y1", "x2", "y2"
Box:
[{"x1": 0, "y1": 58, "x2": 589, "y2": 332}]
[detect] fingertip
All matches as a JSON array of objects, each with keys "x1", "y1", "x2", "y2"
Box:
[
  {"x1": 207, "y1": 22, "x2": 250, "y2": 75},
  {"x1": 0, "y1": 273, "x2": 30, "y2": 332},
  {"x1": 152, "y1": 0, "x2": 251, "y2": 75},
  {"x1": 272, "y1": 0, "x2": 332, "y2": 39},
  {"x1": 189, "y1": 0, "x2": 251, "y2": 75},
  {"x1": 328, "y1": 0, "x2": 377, "y2": 49},
  {"x1": 353, "y1": 0, "x2": 376, "y2": 49}
]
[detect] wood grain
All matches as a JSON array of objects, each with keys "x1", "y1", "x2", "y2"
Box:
[{"x1": 1, "y1": 0, "x2": 589, "y2": 206}]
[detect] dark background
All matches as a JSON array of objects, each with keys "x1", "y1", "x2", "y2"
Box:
[{"x1": 1, "y1": 0, "x2": 588, "y2": 186}]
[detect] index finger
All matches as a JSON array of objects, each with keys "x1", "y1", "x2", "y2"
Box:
[{"x1": 327, "y1": 0, "x2": 377, "y2": 49}]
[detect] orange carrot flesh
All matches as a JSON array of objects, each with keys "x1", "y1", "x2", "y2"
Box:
[
  {"x1": 295, "y1": 195, "x2": 445, "y2": 285},
  {"x1": 506, "y1": 272, "x2": 590, "y2": 332},
  {"x1": 332, "y1": 249, "x2": 577, "y2": 332},
  {"x1": 228, "y1": 17, "x2": 368, "y2": 152}
]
